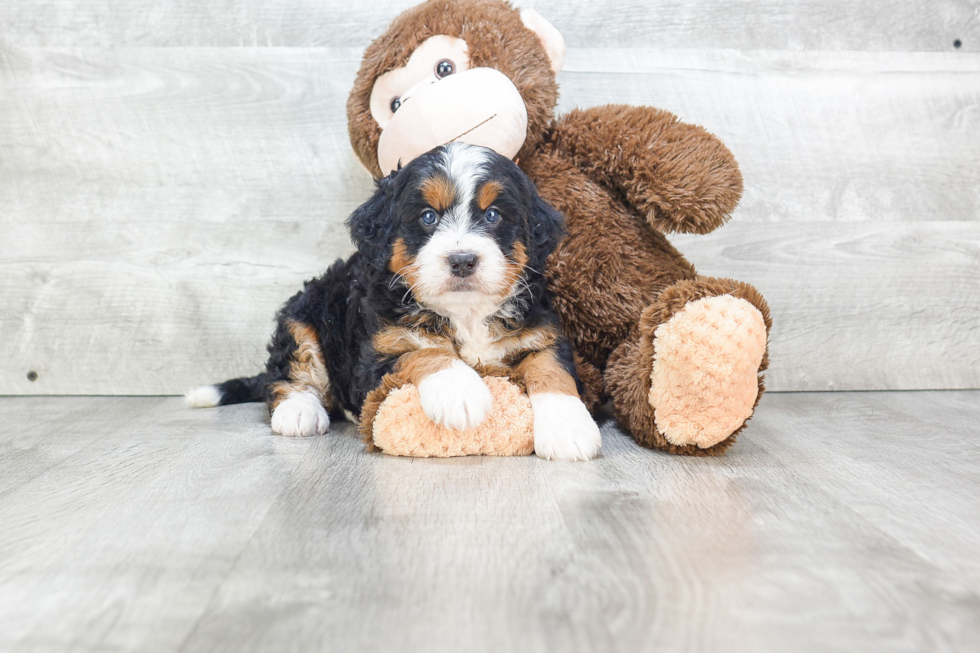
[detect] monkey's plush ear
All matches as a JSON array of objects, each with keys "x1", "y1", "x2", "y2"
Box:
[
  {"x1": 529, "y1": 192, "x2": 565, "y2": 272},
  {"x1": 520, "y1": 9, "x2": 566, "y2": 75},
  {"x1": 346, "y1": 173, "x2": 395, "y2": 269}
]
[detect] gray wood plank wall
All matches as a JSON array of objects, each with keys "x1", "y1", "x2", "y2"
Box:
[{"x1": 1, "y1": 1, "x2": 978, "y2": 395}]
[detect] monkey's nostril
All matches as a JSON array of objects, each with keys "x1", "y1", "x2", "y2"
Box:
[{"x1": 448, "y1": 252, "x2": 479, "y2": 278}]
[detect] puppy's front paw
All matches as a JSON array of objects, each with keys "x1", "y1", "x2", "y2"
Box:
[
  {"x1": 271, "y1": 391, "x2": 330, "y2": 437},
  {"x1": 531, "y1": 394, "x2": 601, "y2": 461},
  {"x1": 418, "y1": 360, "x2": 493, "y2": 431}
]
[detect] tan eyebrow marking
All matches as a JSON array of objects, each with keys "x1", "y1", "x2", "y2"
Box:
[
  {"x1": 421, "y1": 175, "x2": 456, "y2": 212},
  {"x1": 478, "y1": 181, "x2": 503, "y2": 211}
]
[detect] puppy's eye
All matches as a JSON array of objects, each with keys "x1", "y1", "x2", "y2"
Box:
[
  {"x1": 435, "y1": 60, "x2": 455, "y2": 79},
  {"x1": 484, "y1": 208, "x2": 501, "y2": 224},
  {"x1": 420, "y1": 209, "x2": 439, "y2": 226},
  {"x1": 390, "y1": 97, "x2": 402, "y2": 113}
]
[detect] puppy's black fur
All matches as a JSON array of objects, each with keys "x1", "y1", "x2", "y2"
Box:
[{"x1": 202, "y1": 144, "x2": 578, "y2": 423}]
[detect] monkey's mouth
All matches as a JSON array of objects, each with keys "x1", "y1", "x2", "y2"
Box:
[
  {"x1": 448, "y1": 114, "x2": 498, "y2": 144},
  {"x1": 375, "y1": 67, "x2": 529, "y2": 175}
]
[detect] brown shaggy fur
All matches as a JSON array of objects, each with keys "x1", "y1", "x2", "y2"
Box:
[
  {"x1": 347, "y1": 0, "x2": 772, "y2": 455},
  {"x1": 573, "y1": 353, "x2": 604, "y2": 414},
  {"x1": 549, "y1": 106, "x2": 744, "y2": 235}
]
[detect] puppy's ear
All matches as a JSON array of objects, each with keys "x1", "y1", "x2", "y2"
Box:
[
  {"x1": 347, "y1": 173, "x2": 395, "y2": 269},
  {"x1": 529, "y1": 191, "x2": 565, "y2": 272}
]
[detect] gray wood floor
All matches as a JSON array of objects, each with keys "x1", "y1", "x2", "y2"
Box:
[{"x1": 1, "y1": 392, "x2": 978, "y2": 652}]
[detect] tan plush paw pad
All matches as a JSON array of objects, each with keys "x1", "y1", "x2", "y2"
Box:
[
  {"x1": 649, "y1": 295, "x2": 767, "y2": 448},
  {"x1": 372, "y1": 376, "x2": 534, "y2": 457}
]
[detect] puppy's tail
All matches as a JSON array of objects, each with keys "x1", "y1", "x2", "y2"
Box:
[{"x1": 184, "y1": 373, "x2": 266, "y2": 408}]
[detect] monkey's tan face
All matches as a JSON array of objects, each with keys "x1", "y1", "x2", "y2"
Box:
[{"x1": 369, "y1": 35, "x2": 529, "y2": 175}]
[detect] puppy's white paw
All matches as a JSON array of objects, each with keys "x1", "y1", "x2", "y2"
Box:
[
  {"x1": 531, "y1": 393, "x2": 601, "y2": 461},
  {"x1": 270, "y1": 390, "x2": 329, "y2": 437},
  {"x1": 185, "y1": 385, "x2": 222, "y2": 408},
  {"x1": 418, "y1": 360, "x2": 493, "y2": 431}
]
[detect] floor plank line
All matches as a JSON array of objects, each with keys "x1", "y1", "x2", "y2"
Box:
[{"x1": 0, "y1": 393, "x2": 978, "y2": 652}]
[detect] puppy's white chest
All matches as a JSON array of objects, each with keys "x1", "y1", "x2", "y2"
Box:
[
  {"x1": 431, "y1": 295, "x2": 507, "y2": 367},
  {"x1": 454, "y1": 315, "x2": 498, "y2": 367}
]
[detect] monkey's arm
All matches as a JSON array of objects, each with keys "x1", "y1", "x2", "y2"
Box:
[{"x1": 548, "y1": 105, "x2": 743, "y2": 235}]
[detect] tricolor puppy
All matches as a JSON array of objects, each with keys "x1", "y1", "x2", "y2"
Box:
[{"x1": 187, "y1": 142, "x2": 600, "y2": 461}]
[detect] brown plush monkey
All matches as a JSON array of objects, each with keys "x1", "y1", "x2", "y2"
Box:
[{"x1": 348, "y1": 0, "x2": 771, "y2": 456}]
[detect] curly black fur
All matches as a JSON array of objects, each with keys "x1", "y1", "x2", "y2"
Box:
[{"x1": 209, "y1": 144, "x2": 576, "y2": 416}]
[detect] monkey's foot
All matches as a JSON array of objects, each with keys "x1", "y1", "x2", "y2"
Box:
[
  {"x1": 649, "y1": 294, "x2": 767, "y2": 448},
  {"x1": 605, "y1": 277, "x2": 771, "y2": 456}
]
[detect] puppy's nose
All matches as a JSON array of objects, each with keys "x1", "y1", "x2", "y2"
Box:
[{"x1": 448, "y1": 252, "x2": 479, "y2": 278}]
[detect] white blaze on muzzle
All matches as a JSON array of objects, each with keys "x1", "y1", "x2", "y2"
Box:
[
  {"x1": 414, "y1": 224, "x2": 507, "y2": 302},
  {"x1": 410, "y1": 144, "x2": 511, "y2": 308}
]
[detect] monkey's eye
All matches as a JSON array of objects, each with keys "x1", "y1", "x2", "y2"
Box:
[
  {"x1": 421, "y1": 209, "x2": 439, "y2": 226},
  {"x1": 484, "y1": 208, "x2": 501, "y2": 224},
  {"x1": 435, "y1": 60, "x2": 456, "y2": 79},
  {"x1": 390, "y1": 97, "x2": 402, "y2": 113}
]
